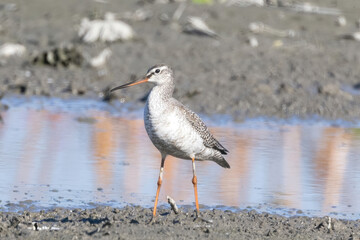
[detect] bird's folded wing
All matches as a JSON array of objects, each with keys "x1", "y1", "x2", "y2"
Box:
[{"x1": 178, "y1": 103, "x2": 229, "y2": 155}]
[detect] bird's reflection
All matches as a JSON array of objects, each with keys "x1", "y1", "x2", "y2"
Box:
[{"x1": 0, "y1": 107, "x2": 359, "y2": 216}]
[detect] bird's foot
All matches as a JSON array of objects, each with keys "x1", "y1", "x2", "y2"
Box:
[
  {"x1": 193, "y1": 212, "x2": 213, "y2": 223},
  {"x1": 147, "y1": 216, "x2": 157, "y2": 225},
  {"x1": 193, "y1": 217, "x2": 213, "y2": 223}
]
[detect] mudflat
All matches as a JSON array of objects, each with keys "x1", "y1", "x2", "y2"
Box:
[
  {"x1": 1, "y1": 0, "x2": 360, "y2": 120},
  {"x1": 1, "y1": 206, "x2": 360, "y2": 239}
]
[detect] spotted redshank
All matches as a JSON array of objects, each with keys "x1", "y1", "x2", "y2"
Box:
[{"x1": 110, "y1": 64, "x2": 230, "y2": 219}]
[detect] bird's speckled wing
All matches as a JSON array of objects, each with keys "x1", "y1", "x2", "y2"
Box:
[{"x1": 175, "y1": 101, "x2": 229, "y2": 155}]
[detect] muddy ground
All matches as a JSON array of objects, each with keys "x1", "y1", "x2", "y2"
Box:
[
  {"x1": 1, "y1": 0, "x2": 360, "y2": 121},
  {"x1": 1, "y1": 206, "x2": 360, "y2": 240},
  {"x1": 1, "y1": 0, "x2": 360, "y2": 239}
]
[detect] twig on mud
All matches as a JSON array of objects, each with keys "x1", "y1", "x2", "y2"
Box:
[
  {"x1": 221, "y1": 0, "x2": 341, "y2": 16},
  {"x1": 327, "y1": 217, "x2": 332, "y2": 230},
  {"x1": 167, "y1": 196, "x2": 179, "y2": 214},
  {"x1": 281, "y1": 2, "x2": 341, "y2": 16},
  {"x1": 249, "y1": 22, "x2": 295, "y2": 38},
  {"x1": 224, "y1": 0, "x2": 265, "y2": 7},
  {"x1": 173, "y1": 2, "x2": 187, "y2": 21}
]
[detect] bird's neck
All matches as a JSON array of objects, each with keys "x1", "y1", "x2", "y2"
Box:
[
  {"x1": 147, "y1": 84, "x2": 175, "y2": 115},
  {"x1": 151, "y1": 83, "x2": 174, "y2": 101}
]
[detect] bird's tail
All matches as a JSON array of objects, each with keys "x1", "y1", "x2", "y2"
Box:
[{"x1": 214, "y1": 156, "x2": 230, "y2": 169}]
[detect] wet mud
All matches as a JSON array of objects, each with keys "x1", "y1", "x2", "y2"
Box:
[
  {"x1": 0, "y1": 0, "x2": 360, "y2": 120},
  {"x1": 1, "y1": 206, "x2": 360, "y2": 240}
]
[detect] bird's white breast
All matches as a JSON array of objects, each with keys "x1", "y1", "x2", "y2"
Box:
[{"x1": 144, "y1": 90, "x2": 204, "y2": 159}]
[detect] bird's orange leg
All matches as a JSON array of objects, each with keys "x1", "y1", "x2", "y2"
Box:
[
  {"x1": 192, "y1": 157, "x2": 200, "y2": 217},
  {"x1": 151, "y1": 156, "x2": 166, "y2": 221}
]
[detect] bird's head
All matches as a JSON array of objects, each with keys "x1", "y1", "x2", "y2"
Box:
[{"x1": 110, "y1": 64, "x2": 173, "y2": 93}]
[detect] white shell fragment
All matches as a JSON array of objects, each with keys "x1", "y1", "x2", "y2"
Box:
[
  {"x1": 336, "y1": 16, "x2": 346, "y2": 27},
  {"x1": 29, "y1": 222, "x2": 60, "y2": 231},
  {"x1": 184, "y1": 16, "x2": 218, "y2": 38},
  {"x1": 249, "y1": 22, "x2": 295, "y2": 38},
  {"x1": 341, "y1": 32, "x2": 360, "y2": 41},
  {"x1": 0, "y1": 43, "x2": 26, "y2": 58},
  {"x1": 167, "y1": 196, "x2": 179, "y2": 214},
  {"x1": 225, "y1": 0, "x2": 265, "y2": 7},
  {"x1": 78, "y1": 12, "x2": 135, "y2": 43},
  {"x1": 89, "y1": 48, "x2": 112, "y2": 68},
  {"x1": 247, "y1": 36, "x2": 259, "y2": 47}
]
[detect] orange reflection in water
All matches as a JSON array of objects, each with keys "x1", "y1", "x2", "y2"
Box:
[
  {"x1": 278, "y1": 126, "x2": 302, "y2": 207},
  {"x1": 92, "y1": 115, "x2": 116, "y2": 190},
  {"x1": 0, "y1": 107, "x2": 359, "y2": 217},
  {"x1": 314, "y1": 128, "x2": 351, "y2": 213},
  {"x1": 211, "y1": 127, "x2": 252, "y2": 206}
]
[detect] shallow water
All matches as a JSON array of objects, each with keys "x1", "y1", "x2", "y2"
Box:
[{"x1": 0, "y1": 96, "x2": 360, "y2": 219}]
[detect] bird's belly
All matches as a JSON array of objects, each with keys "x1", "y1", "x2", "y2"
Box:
[{"x1": 145, "y1": 110, "x2": 204, "y2": 159}]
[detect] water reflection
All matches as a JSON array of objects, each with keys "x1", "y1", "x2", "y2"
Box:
[
  {"x1": 314, "y1": 128, "x2": 351, "y2": 213},
  {"x1": 0, "y1": 102, "x2": 360, "y2": 218}
]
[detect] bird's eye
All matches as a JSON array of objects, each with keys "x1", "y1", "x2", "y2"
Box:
[{"x1": 155, "y1": 69, "x2": 160, "y2": 74}]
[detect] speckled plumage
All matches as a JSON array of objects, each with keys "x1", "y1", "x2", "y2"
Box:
[
  {"x1": 110, "y1": 64, "x2": 230, "y2": 217},
  {"x1": 143, "y1": 65, "x2": 230, "y2": 168}
]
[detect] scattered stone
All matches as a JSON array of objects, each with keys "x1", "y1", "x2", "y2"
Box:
[
  {"x1": 76, "y1": 117, "x2": 97, "y2": 124},
  {"x1": 130, "y1": 219, "x2": 139, "y2": 224},
  {"x1": 122, "y1": 8, "x2": 153, "y2": 21},
  {"x1": 89, "y1": 48, "x2": 112, "y2": 68},
  {"x1": 341, "y1": 32, "x2": 360, "y2": 41},
  {"x1": 318, "y1": 84, "x2": 353, "y2": 100},
  {"x1": 247, "y1": 36, "x2": 259, "y2": 47},
  {"x1": 336, "y1": 16, "x2": 346, "y2": 27},
  {"x1": 32, "y1": 45, "x2": 83, "y2": 67},
  {"x1": 167, "y1": 196, "x2": 179, "y2": 214},
  {"x1": 0, "y1": 43, "x2": 26, "y2": 58}
]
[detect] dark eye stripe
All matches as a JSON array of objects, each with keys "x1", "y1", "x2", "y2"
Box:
[{"x1": 146, "y1": 68, "x2": 162, "y2": 78}]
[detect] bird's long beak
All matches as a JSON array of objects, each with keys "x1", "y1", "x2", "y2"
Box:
[{"x1": 110, "y1": 78, "x2": 148, "y2": 92}]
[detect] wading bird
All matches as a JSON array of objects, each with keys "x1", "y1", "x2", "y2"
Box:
[{"x1": 110, "y1": 64, "x2": 230, "y2": 220}]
